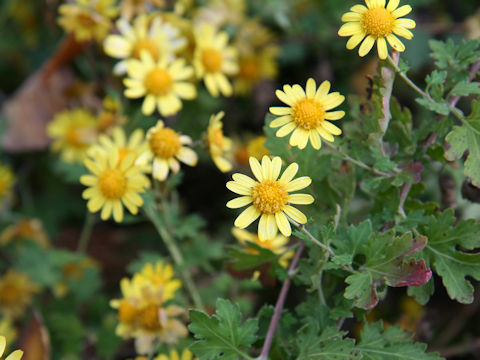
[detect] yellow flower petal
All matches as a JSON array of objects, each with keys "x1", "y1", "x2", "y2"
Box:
[
  {"x1": 234, "y1": 205, "x2": 261, "y2": 228},
  {"x1": 393, "y1": 25, "x2": 413, "y2": 39},
  {"x1": 276, "y1": 122, "x2": 296, "y2": 137},
  {"x1": 346, "y1": 32, "x2": 367, "y2": 50},
  {"x1": 227, "y1": 196, "x2": 253, "y2": 209},
  {"x1": 377, "y1": 37, "x2": 388, "y2": 60},
  {"x1": 288, "y1": 193, "x2": 314, "y2": 205},
  {"x1": 358, "y1": 35, "x2": 376, "y2": 57},
  {"x1": 341, "y1": 12, "x2": 362, "y2": 22},
  {"x1": 285, "y1": 176, "x2": 312, "y2": 192},
  {"x1": 5, "y1": 350, "x2": 23, "y2": 360},
  {"x1": 275, "y1": 212, "x2": 291, "y2": 237},
  {"x1": 258, "y1": 213, "x2": 277, "y2": 241},
  {"x1": 309, "y1": 130, "x2": 322, "y2": 150},
  {"x1": 226, "y1": 181, "x2": 251, "y2": 195},
  {"x1": 249, "y1": 157, "x2": 264, "y2": 182},
  {"x1": 232, "y1": 173, "x2": 257, "y2": 187},
  {"x1": 279, "y1": 163, "x2": 299, "y2": 183},
  {"x1": 386, "y1": 0, "x2": 400, "y2": 11},
  {"x1": 275, "y1": 89, "x2": 294, "y2": 106},
  {"x1": 283, "y1": 205, "x2": 307, "y2": 224},
  {"x1": 269, "y1": 107, "x2": 292, "y2": 116},
  {"x1": 395, "y1": 18, "x2": 416, "y2": 29},
  {"x1": 324, "y1": 111, "x2": 345, "y2": 120},
  {"x1": 322, "y1": 121, "x2": 342, "y2": 135},
  {"x1": 386, "y1": 33, "x2": 405, "y2": 52},
  {"x1": 338, "y1": 22, "x2": 364, "y2": 37},
  {"x1": 392, "y1": 5, "x2": 412, "y2": 18},
  {"x1": 350, "y1": 4, "x2": 368, "y2": 13},
  {"x1": 305, "y1": 78, "x2": 316, "y2": 98},
  {"x1": 270, "y1": 116, "x2": 292, "y2": 128}
]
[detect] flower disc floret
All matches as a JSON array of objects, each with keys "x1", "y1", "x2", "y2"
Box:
[
  {"x1": 226, "y1": 156, "x2": 314, "y2": 241},
  {"x1": 252, "y1": 180, "x2": 288, "y2": 214},
  {"x1": 99, "y1": 169, "x2": 127, "y2": 199},
  {"x1": 338, "y1": 0, "x2": 416, "y2": 59},
  {"x1": 149, "y1": 128, "x2": 182, "y2": 159},
  {"x1": 118, "y1": 300, "x2": 138, "y2": 324},
  {"x1": 139, "y1": 305, "x2": 162, "y2": 331},
  {"x1": 206, "y1": 112, "x2": 233, "y2": 173},
  {"x1": 147, "y1": 121, "x2": 198, "y2": 181},
  {"x1": 269, "y1": 78, "x2": 344, "y2": 150},
  {"x1": 124, "y1": 51, "x2": 196, "y2": 116},
  {"x1": 132, "y1": 39, "x2": 160, "y2": 60}
]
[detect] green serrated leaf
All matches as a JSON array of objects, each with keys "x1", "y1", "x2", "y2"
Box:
[
  {"x1": 189, "y1": 298, "x2": 258, "y2": 360},
  {"x1": 415, "y1": 98, "x2": 450, "y2": 116},
  {"x1": 445, "y1": 126, "x2": 480, "y2": 186},
  {"x1": 450, "y1": 81, "x2": 480, "y2": 97},
  {"x1": 420, "y1": 209, "x2": 480, "y2": 303},
  {"x1": 357, "y1": 322, "x2": 443, "y2": 360},
  {"x1": 297, "y1": 325, "x2": 361, "y2": 359}
]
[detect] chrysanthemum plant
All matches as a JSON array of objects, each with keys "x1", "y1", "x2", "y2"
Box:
[{"x1": 3, "y1": 0, "x2": 480, "y2": 359}]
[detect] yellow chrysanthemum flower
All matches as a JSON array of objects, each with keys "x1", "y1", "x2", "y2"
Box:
[
  {"x1": 154, "y1": 349, "x2": 197, "y2": 360},
  {"x1": 206, "y1": 112, "x2": 233, "y2": 173},
  {"x1": 233, "y1": 135, "x2": 270, "y2": 168},
  {"x1": 0, "y1": 336, "x2": 23, "y2": 360},
  {"x1": 124, "y1": 51, "x2": 196, "y2": 116},
  {"x1": 193, "y1": 23, "x2": 238, "y2": 97},
  {"x1": 120, "y1": 0, "x2": 166, "y2": 22},
  {"x1": 0, "y1": 270, "x2": 38, "y2": 318},
  {"x1": 0, "y1": 165, "x2": 15, "y2": 206},
  {"x1": 89, "y1": 127, "x2": 151, "y2": 170},
  {"x1": 227, "y1": 156, "x2": 314, "y2": 241},
  {"x1": 80, "y1": 148, "x2": 150, "y2": 222},
  {"x1": 146, "y1": 121, "x2": 198, "y2": 181},
  {"x1": 0, "y1": 219, "x2": 50, "y2": 248},
  {"x1": 232, "y1": 228, "x2": 293, "y2": 268},
  {"x1": 269, "y1": 78, "x2": 345, "y2": 150},
  {"x1": 104, "y1": 14, "x2": 186, "y2": 75},
  {"x1": 137, "y1": 262, "x2": 182, "y2": 302},
  {"x1": 110, "y1": 268, "x2": 187, "y2": 345},
  {"x1": 338, "y1": 0, "x2": 416, "y2": 60},
  {"x1": 234, "y1": 46, "x2": 279, "y2": 95},
  {"x1": 57, "y1": 0, "x2": 119, "y2": 42},
  {"x1": 47, "y1": 108, "x2": 99, "y2": 163}
]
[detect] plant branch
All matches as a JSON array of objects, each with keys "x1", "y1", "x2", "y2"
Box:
[
  {"x1": 77, "y1": 211, "x2": 95, "y2": 253},
  {"x1": 258, "y1": 241, "x2": 306, "y2": 360},
  {"x1": 143, "y1": 205, "x2": 204, "y2": 310},
  {"x1": 379, "y1": 50, "x2": 400, "y2": 136},
  {"x1": 387, "y1": 55, "x2": 480, "y2": 137},
  {"x1": 397, "y1": 183, "x2": 411, "y2": 219}
]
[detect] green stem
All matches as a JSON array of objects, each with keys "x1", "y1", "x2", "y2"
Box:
[
  {"x1": 77, "y1": 211, "x2": 95, "y2": 253},
  {"x1": 144, "y1": 206, "x2": 204, "y2": 310},
  {"x1": 387, "y1": 55, "x2": 480, "y2": 137}
]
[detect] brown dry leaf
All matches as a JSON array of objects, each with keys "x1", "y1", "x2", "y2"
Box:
[
  {"x1": 19, "y1": 310, "x2": 51, "y2": 360},
  {"x1": 2, "y1": 36, "x2": 87, "y2": 152}
]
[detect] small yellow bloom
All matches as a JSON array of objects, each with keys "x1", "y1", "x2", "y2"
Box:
[
  {"x1": 233, "y1": 135, "x2": 270, "y2": 167},
  {"x1": 57, "y1": 0, "x2": 119, "y2": 42},
  {"x1": 110, "y1": 264, "x2": 187, "y2": 345},
  {"x1": 89, "y1": 127, "x2": 151, "y2": 170},
  {"x1": 80, "y1": 148, "x2": 151, "y2": 222},
  {"x1": 0, "y1": 165, "x2": 15, "y2": 206},
  {"x1": 269, "y1": 78, "x2": 344, "y2": 150},
  {"x1": 0, "y1": 270, "x2": 38, "y2": 319},
  {"x1": 47, "y1": 108, "x2": 99, "y2": 163},
  {"x1": 154, "y1": 349, "x2": 197, "y2": 360},
  {"x1": 137, "y1": 262, "x2": 182, "y2": 302},
  {"x1": 234, "y1": 46, "x2": 279, "y2": 95},
  {"x1": 227, "y1": 156, "x2": 314, "y2": 241},
  {"x1": 232, "y1": 228, "x2": 293, "y2": 268},
  {"x1": 206, "y1": 112, "x2": 233, "y2": 173},
  {"x1": 124, "y1": 51, "x2": 196, "y2": 116},
  {"x1": 0, "y1": 219, "x2": 50, "y2": 248},
  {"x1": 338, "y1": 0, "x2": 416, "y2": 60},
  {"x1": 0, "y1": 336, "x2": 23, "y2": 360},
  {"x1": 193, "y1": 23, "x2": 238, "y2": 97},
  {"x1": 104, "y1": 14, "x2": 186, "y2": 75},
  {"x1": 146, "y1": 121, "x2": 198, "y2": 181}
]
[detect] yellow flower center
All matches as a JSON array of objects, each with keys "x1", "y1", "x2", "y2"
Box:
[
  {"x1": 98, "y1": 169, "x2": 127, "y2": 199},
  {"x1": 118, "y1": 299, "x2": 138, "y2": 324},
  {"x1": 291, "y1": 98, "x2": 325, "y2": 130},
  {"x1": 66, "y1": 127, "x2": 92, "y2": 148},
  {"x1": 139, "y1": 304, "x2": 162, "y2": 331},
  {"x1": 132, "y1": 39, "x2": 160, "y2": 60},
  {"x1": 201, "y1": 48, "x2": 223, "y2": 73},
  {"x1": 77, "y1": 13, "x2": 96, "y2": 28},
  {"x1": 97, "y1": 112, "x2": 116, "y2": 132},
  {"x1": 0, "y1": 284, "x2": 21, "y2": 306},
  {"x1": 149, "y1": 128, "x2": 181, "y2": 159},
  {"x1": 251, "y1": 180, "x2": 288, "y2": 214},
  {"x1": 144, "y1": 68, "x2": 173, "y2": 96},
  {"x1": 239, "y1": 58, "x2": 260, "y2": 82},
  {"x1": 362, "y1": 7, "x2": 395, "y2": 38},
  {"x1": 208, "y1": 128, "x2": 224, "y2": 152}
]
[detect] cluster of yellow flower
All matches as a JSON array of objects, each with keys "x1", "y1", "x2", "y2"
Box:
[{"x1": 110, "y1": 261, "x2": 188, "y2": 354}]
